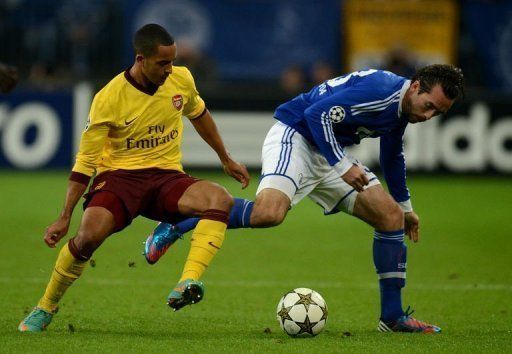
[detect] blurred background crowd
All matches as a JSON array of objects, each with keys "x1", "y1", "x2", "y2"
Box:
[
  {"x1": 1, "y1": 0, "x2": 511, "y2": 172},
  {"x1": 0, "y1": 0, "x2": 508, "y2": 99}
]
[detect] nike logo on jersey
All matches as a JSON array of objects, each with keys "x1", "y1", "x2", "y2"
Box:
[
  {"x1": 208, "y1": 241, "x2": 220, "y2": 250},
  {"x1": 125, "y1": 116, "x2": 139, "y2": 125}
]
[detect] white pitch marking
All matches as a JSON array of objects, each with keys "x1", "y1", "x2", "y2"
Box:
[{"x1": 1, "y1": 277, "x2": 511, "y2": 291}]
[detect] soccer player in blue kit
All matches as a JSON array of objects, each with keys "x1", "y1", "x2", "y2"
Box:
[{"x1": 145, "y1": 64, "x2": 464, "y2": 333}]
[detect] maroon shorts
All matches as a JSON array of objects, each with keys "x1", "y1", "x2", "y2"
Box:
[{"x1": 84, "y1": 168, "x2": 199, "y2": 232}]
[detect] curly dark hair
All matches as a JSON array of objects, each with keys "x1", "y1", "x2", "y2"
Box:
[
  {"x1": 133, "y1": 24, "x2": 174, "y2": 57},
  {"x1": 411, "y1": 64, "x2": 464, "y2": 100}
]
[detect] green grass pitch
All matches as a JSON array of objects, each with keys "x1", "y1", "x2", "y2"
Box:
[{"x1": 0, "y1": 171, "x2": 511, "y2": 353}]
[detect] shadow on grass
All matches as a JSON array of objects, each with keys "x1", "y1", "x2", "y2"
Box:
[{"x1": 35, "y1": 326, "x2": 379, "y2": 341}]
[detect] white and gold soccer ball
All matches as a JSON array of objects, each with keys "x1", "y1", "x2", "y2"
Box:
[{"x1": 276, "y1": 288, "x2": 328, "y2": 337}]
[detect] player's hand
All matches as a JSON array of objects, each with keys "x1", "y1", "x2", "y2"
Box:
[
  {"x1": 223, "y1": 158, "x2": 250, "y2": 189},
  {"x1": 44, "y1": 216, "x2": 71, "y2": 248},
  {"x1": 0, "y1": 62, "x2": 19, "y2": 94},
  {"x1": 404, "y1": 211, "x2": 420, "y2": 242},
  {"x1": 341, "y1": 165, "x2": 369, "y2": 192}
]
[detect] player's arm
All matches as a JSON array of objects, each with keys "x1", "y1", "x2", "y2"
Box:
[
  {"x1": 44, "y1": 180, "x2": 87, "y2": 248},
  {"x1": 189, "y1": 109, "x2": 250, "y2": 188},
  {"x1": 182, "y1": 68, "x2": 249, "y2": 188},
  {"x1": 303, "y1": 97, "x2": 368, "y2": 192},
  {"x1": 44, "y1": 97, "x2": 111, "y2": 247},
  {"x1": 380, "y1": 127, "x2": 419, "y2": 242}
]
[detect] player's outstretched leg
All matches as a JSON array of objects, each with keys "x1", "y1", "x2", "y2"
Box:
[
  {"x1": 373, "y1": 230, "x2": 441, "y2": 333},
  {"x1": 353, "y1": 185, "x2": 441, "y2": 333},
  {"x1": 18, "y1": 240, "x2": 88, "y2": 332},
  {"x1": 19, "y1": 204, "x2": 115, "y2": 332},
  {"x1": 167, "y1": 209, "x2": 229, "y2": 311},
  {"x1": 144, "y1": 198, "x2": 253, "y2": 264}
]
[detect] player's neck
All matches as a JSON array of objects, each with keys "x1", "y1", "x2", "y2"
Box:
[
  {"x1": 401, "y1": 89, "x2": 412, "y2": 116},
  {"x1": 129, "y1": 64, "x2": 153, "y2": 89}
]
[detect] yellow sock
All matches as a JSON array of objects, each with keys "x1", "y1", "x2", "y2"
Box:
[
  {"x1": 179, "y1": 219, "x2": 227, "y2": 282},
  {"x1": 37, "y1": 242, "x2": 88, "y2": 312}
]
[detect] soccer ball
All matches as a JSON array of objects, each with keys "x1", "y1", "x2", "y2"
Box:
[{"x1": 276, "y1": 288, "x2": 328, "y2": 337}]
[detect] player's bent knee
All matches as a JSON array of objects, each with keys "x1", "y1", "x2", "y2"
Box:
[
  {"x1": 252, "y1": 189, "x2": 290, "y2": 227},
  {"x1": 379, "y1": 203, "x2": 404, "y2": 231},
  {"x1": 72, "y1": 214, "x2": 116, "y2": 258},
  {"x1": 252, "y1": 204, "x2": 287, "y2": 227},
  {"x1": 270, "y1": 211, "x2": 287, "y2": 226},
  {"x1": 258, "y1": 211, "x2": 285, "y2": 227},
  {"x1": 70, "y1": 233, "x2": 103, "y2": 260},
  {"x1": 208, "y1": 186, "x2": 234, "y2": 212}
]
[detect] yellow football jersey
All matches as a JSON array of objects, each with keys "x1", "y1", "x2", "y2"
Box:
[{"x1": 72, "y1": 66, "x2": 205, "y2": 177}]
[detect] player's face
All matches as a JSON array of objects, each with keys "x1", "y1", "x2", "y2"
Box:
[
  {"x1": 140, "y1": 44, "x2": 177, "y2": 86},
  {"x1": 405, "y1": 81, "x2": 454, "y2": 124}
]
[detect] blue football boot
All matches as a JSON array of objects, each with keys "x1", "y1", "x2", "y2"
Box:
[
  {"x1": 378, "y1": 307, "x2": 441, "y2": 333},
  {"x1": 143, "y1": 222, "x2": 183, "y2": 264}
]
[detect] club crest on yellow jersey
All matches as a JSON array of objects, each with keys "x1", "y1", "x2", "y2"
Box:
[{"x1": 172, "y1": 95, "x2": 183, "y2": 110}]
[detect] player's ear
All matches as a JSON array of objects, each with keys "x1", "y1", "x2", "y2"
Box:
[
  {"x1": 136, "y1": 54, "x2": 145, "y2": 63},
  {"x1": 410, "y1": 80, "x2": 420, "y2": 93}
]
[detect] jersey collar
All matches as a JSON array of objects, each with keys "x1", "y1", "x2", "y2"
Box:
[
  {"x1": 397, "y1": 80, "x2": 411, "y2": 118},
  {"x1": 124, "y1": 68, "x2": 159, "y2": 96}
]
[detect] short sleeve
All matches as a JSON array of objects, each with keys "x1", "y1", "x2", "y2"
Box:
[
  {"x1": 72, "y1": 94, "x2": 113, "y2": 176},
  {"x1": 182, "y1": 68, "x2": 206, "y2": 119},
  {"x1": 88, "y1": 94, "x2": 115, "y2": 126}
]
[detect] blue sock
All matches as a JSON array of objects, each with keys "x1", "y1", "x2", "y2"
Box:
[
  {"x1": 173, "y1": 217, "x2": 199, "y2": 234},
  {"x1": 173, "y1": 198, "x2": 254, "y2": 234},
  {"x1": 228, "y1": 198, "x2": 254, "y2": 228},
  {"x1": 373, "y1": 230, "x2": 406, "y2": 323}
]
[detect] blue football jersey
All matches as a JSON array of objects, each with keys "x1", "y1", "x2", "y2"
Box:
[{"x1": 274, "y1": 69, "x2": 411, "y2": 203}]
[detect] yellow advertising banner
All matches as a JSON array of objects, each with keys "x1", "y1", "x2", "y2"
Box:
[{"x1": 344, "y1": 0, "x2": 458, "y2": 71}]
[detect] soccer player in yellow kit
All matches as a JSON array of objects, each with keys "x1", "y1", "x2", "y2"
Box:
[{"x1": 18, "y1": 24, "x2": 250, "y2": 332}]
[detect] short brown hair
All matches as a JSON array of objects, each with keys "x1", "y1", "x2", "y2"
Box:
[
  {"x1": 411, "y1": 64, "x2": 464, "y2": 100},
  {"x1": 133, "y1": 24, "x2": 174, "y2": 57}
]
